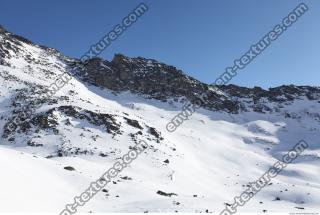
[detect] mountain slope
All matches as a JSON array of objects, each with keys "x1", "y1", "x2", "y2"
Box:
[{"x1": 0, "y1": 25, "x2": 319, "y2": 213}]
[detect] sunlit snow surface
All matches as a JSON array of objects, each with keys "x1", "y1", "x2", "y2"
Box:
[{"x1": 0, "y1": 33, "x2": 319, "y2": 213}]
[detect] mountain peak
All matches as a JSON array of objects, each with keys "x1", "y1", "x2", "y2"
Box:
[{"x1": 1, "y1": 26, "x2": 320, "y2": 114}]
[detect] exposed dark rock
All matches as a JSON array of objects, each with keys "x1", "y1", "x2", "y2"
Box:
[
  {"x1": 156, "y1": 190, "x2": 177, "y2": 197},
  {"x1": 56, "y1": 106, "x2": 121, "y2": 135},
  {"x1": 99, "y1": 152, "x2": 108, "y2": 157},
  {"x1": 70, "y1": 53, "x2": 320, "y2": 115},
  {"x1": 120, "y1": 176, "x2": 132, "y2": 180},
  {"x1": 124, "y1": 117, "x2": 143, "y2": 129},
  {"x1": 64, "y1": 166, "x2": 76, "y2": 171},
  {"x1": 149, "y1": 127, "x2": 161, "y2": 139},
  {"x1": 27, "y1": 140, "x2": 43, "y2": 147}
]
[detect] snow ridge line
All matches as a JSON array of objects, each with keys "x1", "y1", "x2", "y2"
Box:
[
  {"x1": 167, "y1": 2, "x2": 309, "y2": 135},
  {"x1": 4, "y1": 2, "x2": 149, "y2": 134}
]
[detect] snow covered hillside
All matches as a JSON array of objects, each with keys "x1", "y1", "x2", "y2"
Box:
[{"x1": 0, "y1": 25, "x2": 319, "y2": 213}]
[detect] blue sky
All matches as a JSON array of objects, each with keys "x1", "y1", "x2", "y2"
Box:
[{"x1": 1, "y1": 0, "x2": 319, "y2": 88}]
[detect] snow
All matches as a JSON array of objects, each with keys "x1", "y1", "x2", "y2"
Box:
[{"x1": 0, "y1": 35, "x2": 319, "y2": 214}]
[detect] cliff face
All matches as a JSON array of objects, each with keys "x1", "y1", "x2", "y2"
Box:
[{"x1": 73, "y1": 54, "x2": 320, "y2": 114}]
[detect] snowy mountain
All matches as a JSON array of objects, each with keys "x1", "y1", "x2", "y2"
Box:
[{"x1": 0, "y1": 25, "x2": 319, "y2": 213}]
